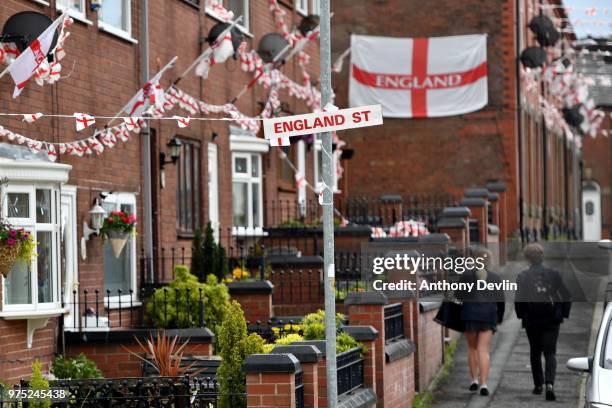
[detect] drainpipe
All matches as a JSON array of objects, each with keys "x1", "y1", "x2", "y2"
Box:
[
  {"x1": 140, "y1": 0, "x2": 155, "y2": 283},
  {"x1": 515, "y1": 0, "x2": 524, "y2": 242}
]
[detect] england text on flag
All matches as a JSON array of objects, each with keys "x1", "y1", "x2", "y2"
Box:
[
  {"x1": 349, "y1": 34, "x2": 488, "y2": 118},
  {"x1": 7, "y1": 15, "x2": 65, "y2": 98}
]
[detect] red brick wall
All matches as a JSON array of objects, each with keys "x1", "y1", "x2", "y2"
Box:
[
  {"x1": 231, "y1": 292, "x2": 274, "y2": 323},
  {"x1": 330, "y1": 0, "x2": 519, "y2": 236},
  {"x1": 415, "y1": 308, "x2": 444, "y2": 392},
  {"x1": 0, "y1": 319, "x2": 57, "y2": 384},
  {"x1": 383, "y1": 355, "x2": 414, "y2": 408},
  {"x1": 247, "y1": 372, "x2": 296, "y2": 408},
  {"x1": 65, "y1": 339, "x2": 212, "y2": 378}
]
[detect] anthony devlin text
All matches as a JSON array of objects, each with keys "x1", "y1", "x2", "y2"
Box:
[{"x1": 372, "y1": 279, "x2": 518, "y2": 292}]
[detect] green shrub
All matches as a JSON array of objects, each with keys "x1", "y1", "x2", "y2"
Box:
[
  {"x1": 217, "y1": 301, "x2": 265, "y2": 408},
  {"x1": 51, "y1": 354, "x2": 102, "y2": 379},
  {"x1": 302, "y1": 310, "x2": 344, "y2": 340},
  {"x1": 29, "y1": 360, "x2": 50, "y2": 408},
  {"x1": 146, "y1": 266, "x2": 230, "y2": 333},
  {"x1": 336, "y1": 332, "x2": 361, "y2": 353},
  {"x1": 192, "y1": 223, "x2": 228, "y2": 282}
]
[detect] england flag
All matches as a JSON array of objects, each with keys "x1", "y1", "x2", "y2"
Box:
[{"x1": 349, "y1": 34, "x2": 488, "y2": 118}]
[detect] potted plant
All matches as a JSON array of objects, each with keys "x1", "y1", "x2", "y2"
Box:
[
  {"x1": 0, "y1": 179, "x2": 37, "y2": 277},
  {"x1": 100, "y1": 210, "x2": 137, "y2": 257}
]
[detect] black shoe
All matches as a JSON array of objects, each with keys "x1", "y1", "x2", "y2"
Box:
[
  {"x1": 533, "y1": 386, "x2": 543, "y2": 395},
  {"x1": 545, "y1": 384, "x2": 556, "y2": 401},
  {"x1": 480, "y1": 387, "x2": 490, "y2": 396},
  {"x1": 469, "y1": 382, "x2": 479, "y2": 391}
]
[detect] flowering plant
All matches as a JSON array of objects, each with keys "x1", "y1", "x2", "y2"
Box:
[
  {"x1": 100, "y1": 211, "x2": 137, "y2": 236},
  {"x1": 0, "y1": 223, "x2": 36, "y2": 264},
  {"x1": 0, "y1": 178, "x2": 36, "y2": 275}
]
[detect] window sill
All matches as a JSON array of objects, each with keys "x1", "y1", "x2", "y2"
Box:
[
  {"x1": 204, "y1": 7, "x2": 253, "y2": 38},
  {"x1": 0, "y1": 307, "x2": 68, "y2": 320},
  {"x1": 104, "y1": 297, "x2": 142, "y2": 310},
  {"x1": 58, "y1": 7, "x2": 93, "y2": 25},
  {"x1": 180, "y1": 0, "x2": 201, "y2": 9},
  {"x1": 32, "y1": 0, "x2": 50, "y2": 6},
  {"x1": 98, "y1": 22, "x2": 138, "y2": 44}
]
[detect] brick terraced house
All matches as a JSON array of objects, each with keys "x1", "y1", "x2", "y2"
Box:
[
  {"x1": 330, "y1": 0, "x2": 585, "y2": 246},
  {"x1": 0, "y1": 0, "x2": 324, "y2": 382}
]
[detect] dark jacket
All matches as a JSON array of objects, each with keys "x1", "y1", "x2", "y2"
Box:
[
  {"x1": 515, "y1": 264, "x2": 572, "y2": 328},
  {"x1": 458, "y1": 270, "x2": 505, "y2": 325}
]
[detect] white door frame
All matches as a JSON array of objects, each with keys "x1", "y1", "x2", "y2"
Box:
[
  {"x1": 60, "y1": 186, "x2": 78, "y2": 330},
  {"x1": 208, "y1": 143, "x2": 220, "y2": 242}
]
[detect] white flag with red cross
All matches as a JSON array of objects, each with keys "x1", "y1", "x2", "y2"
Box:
[
  {"x1": 74, "y1": 113, "x2": 95, "y2": 131},
  {"x1": 6, "y1": 15, "x2": 66, "y2": 98},
  {"x1": 349, "y1": 34, "x2": 488, "y2": 118}
]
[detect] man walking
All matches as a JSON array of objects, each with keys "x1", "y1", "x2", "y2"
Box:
[{"x1": 515, "y1": 243, "x2": 572, "y2": 402}]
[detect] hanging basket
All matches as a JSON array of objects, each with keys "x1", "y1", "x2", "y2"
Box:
[
  {"x1": 0, "y1": 241, "x2": 22, "y2": 278},
  {"x1": 107, "y1": 230, "x2": 129, "y2": 258}
]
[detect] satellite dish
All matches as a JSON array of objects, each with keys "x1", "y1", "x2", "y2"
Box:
[
  {"x1": 298, "y1": 15, "x2": 320, "y2": 36},
  {"x1": 520, "y1": 46, "x2": 547, "y2": 68},
  {"x1": 206, "y1": 22, "x2": 244, "y2": 58},
  {"x1": 2, "y1": 11, "x2": 59, "y2": 55},
  {"x1": 563, "y1": 104, "x2": 584, "y2": 128},
  {"x1": 529, "y1": 15, "x2": 560, "y2": 47},
  {"x1": 257, "y1": 33, "x2": 290, "y2": 63}
]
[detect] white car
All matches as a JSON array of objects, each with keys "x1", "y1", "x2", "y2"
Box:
[{"x1": 567, "y1": 302, "x2": 612, "y2": 408}]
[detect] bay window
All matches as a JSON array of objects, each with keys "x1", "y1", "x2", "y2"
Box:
[
  {"x1": 101, "y1": 192, "x2": 137, "y2": 303},
  {"x1": 2, "y1": 185, "x2": 62, "y2": 313}
]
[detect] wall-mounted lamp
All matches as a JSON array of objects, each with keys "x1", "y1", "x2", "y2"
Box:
[
  {"x1": 160, "y1": 137, "x2": 182, "y2": 169},
  {"x1": 160, "y1": 137, "x2": 182, "y2": 189},
  {"x1": 83, "y1": 198, "x2": 106, "y2": 242}
]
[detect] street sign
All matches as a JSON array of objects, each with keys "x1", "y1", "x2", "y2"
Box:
[{"x1": 263, "y1": 104, "x2": 383, "y2": 140}]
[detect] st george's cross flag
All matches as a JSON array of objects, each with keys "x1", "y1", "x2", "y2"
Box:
[
  {"x1": 7, "y1": 15, "x2": 65, "y2": 98},
  {"x1": 349, "y1": 34, "x2": 488, "y2": 118}
]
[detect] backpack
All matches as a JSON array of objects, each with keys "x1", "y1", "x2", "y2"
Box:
[{"x1": 526, "y1": 270, "x2": 557, "y2": 319}]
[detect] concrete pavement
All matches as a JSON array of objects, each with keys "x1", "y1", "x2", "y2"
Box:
[{"x1": 430, "y1": 261, "x2": 595, "y2": 408}]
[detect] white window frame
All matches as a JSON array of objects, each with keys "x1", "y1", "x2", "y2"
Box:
[
  {"x1": 56, "y1": 0, "x2": 92, "y2": 25},
  {"x1": 296, "y1": 0, "x2": 308, "y2": 15},
  {"x1": 232, "y1": 153, "x2": 263, "y2": 230},
  {"x1": 98, "y1": 0, "x2": 134, "y2": 41},
  {"x1": 205, "y1": 0, "x2": 251, "y2": 35},
  {"x1": 101, "y1": 192, "x2": 137, "y2": 307},
  {"x1": 311, "y1": 0, "x2": 320, "y2": 14},
  {"x1": 1, "y1": 184, "x2": 62, "y2": 315},
  {"x1": 313, "y1": 137, "x2": 338, "y2": 193}
]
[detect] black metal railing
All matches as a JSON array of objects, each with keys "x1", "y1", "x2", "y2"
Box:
[
  {"x1": 337, "y1": 348, "x2": 364, "y2": 397},
  {"x1": 295, "y1": 371, "x2": 305, "y2": 408},
  {"x1": 266, "y1": 194, "x2": 457, "y2": 229},
  {"x1": 64, "y1": 287, "x2": 210, "y2": 331},
  {"x1": 384, "y1": 303, "x2": 405, "y2": 343},
  {"x1": 14, "y1": 375, "x2": 241, "y2": 408}
]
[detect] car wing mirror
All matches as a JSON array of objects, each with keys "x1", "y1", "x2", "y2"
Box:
[{"x1": 566, "y1": 357, "x2": 591, "y2": 373}]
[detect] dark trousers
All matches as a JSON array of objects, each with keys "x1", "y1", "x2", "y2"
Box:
[{"x1": 525, "y1": 325, "x2": 560, "y2": 387}]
